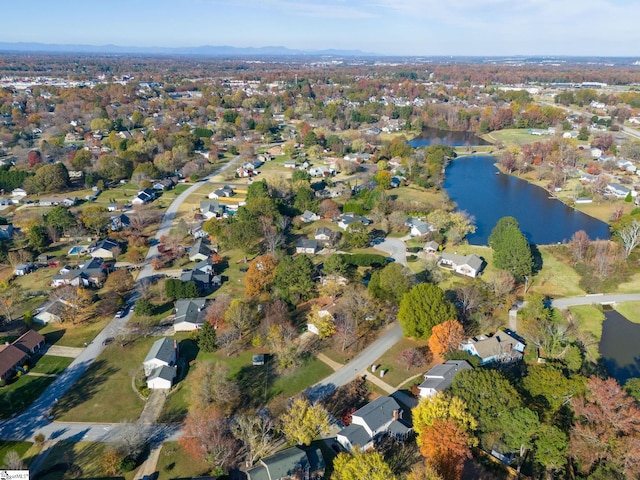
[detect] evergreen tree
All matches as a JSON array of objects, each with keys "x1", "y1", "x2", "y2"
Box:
[
  {"x1": 198, "y1": 321, "x2": 217, "y2": 353},
  {"x1": 488, "y1": 216, "x2": 533, "y2": 282},
  {"x1": 398, "y1": 283, "x2": 456, "y2": 339}
]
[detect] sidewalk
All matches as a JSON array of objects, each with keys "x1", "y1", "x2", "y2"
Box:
[{"x1": 28, "y1": 440, "x2": 57, "y2": 478}]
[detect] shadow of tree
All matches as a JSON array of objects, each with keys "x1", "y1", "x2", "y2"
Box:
[
  {"x1": 51, "y1": 359, "x2": 117, "y2": 417},
  {"x1": 233, "y1": 360, "x2": 281, "y2": 408}
]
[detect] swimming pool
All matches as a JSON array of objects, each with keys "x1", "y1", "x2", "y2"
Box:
[{"x1": 68, "y1": 246, "x2": 86, "y2": 255}]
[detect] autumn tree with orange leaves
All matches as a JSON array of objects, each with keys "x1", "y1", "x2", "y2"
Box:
[
  {"x1": 244, "y1": 254, "x2": 278, "y2": 297},
  {"x1": 428, "y1": 319, "x2": 465, "y2": 358}
]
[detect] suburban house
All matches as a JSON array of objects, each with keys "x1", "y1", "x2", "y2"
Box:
[
  {"x1": 424, "y1": 241, "x2": 440, "y2": 254},
  {"x1": 107, "y1": 203, "x2": 119, "y2": 212},
  {"x1": 131, "y1": 188, "x2": 156, "y2": 205},
  {"x1": 189, "y1": 238, "x2": 213, "y2": 262},
  {"x1": 246, "y1": 446, "x2": 325, "y2": 480},
  {"x1": 173, "y1": 298, "x2": 208, "y2": 332},
  {"x1": 405, "y1": 217, "x2": 436, "y2": 237},
  {"x1": 194, "y1": 257, "x2": 215, "y2": 274},
  {"x1": 336, "y1": 395, "x2": 412, "y2": 452},
  {"x1": 89, "y1": 238, "x2": 120, "y2": 259},
  {"x1": 110, "y1": 213, "x2": 130, "y2": 231},
  {"x1": 143, "y1": 337, "x2": 177, "y2": 377},
  {"x1": 51, "y1": 257, "x2": 111, "y2": 288},
  {"x1": 34, "y1": 300, "x2": 67, "y2": 324},
  {"x1": 0, "y1": 224, "x2": 14, "y2": 239},
  {"x1": 283, "y1": 160, "x2": 297, "y2": 169},
  {"x1": 296, "y1": 239, "x2": 319, "y2": 255},
  {"x1": 180, "y1": 269, "x2": 211, "y2": 292},
  {"x1": 207, "y1": 185, "x2": 235, "y2": 199},
  {"x1": 14, "y1": 263, "x2": 34, "y2": 276},
  {"x1": 200, "y1": 200, "x2": 225, "y2": 220},
  {"x1": 438, "y1": 253, "x2": 484, "y2": 278},
  {"x1": 0, "y1": 329, "x2": 45, "y2": 382},
  {"x1": 300, "y1": 210, "x2": 321, "y2": 223},
  {"x1": 146, "y1": 365, "x2": 176, "y2": 390},
  {"x1": 418, "y1": 360, "x2": 472, "y2": 398},
  {"x1": 309, "y1": 166, "x2": 332, "y2": 177},
  {"x1": 152, "y1": 178, "x2": 176, "y2": 191},
  {"x1": 337, "y1": 213, "x2": 371, "y2": 230},
  {"x1": 460, "y1": 329, "x2": 526, "y2": 365},
  {"x1": 606, "y1": 183, "x2": 632, "y2": 198},
  {"x1": 315, "y1": 227, "x2": 337, "y2": 245}
]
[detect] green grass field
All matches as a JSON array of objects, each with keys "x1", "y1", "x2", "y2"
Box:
[
  {"x1": 0, "y1": 375, "x2": 55, "y2": 419},
  {"x1": 0, "y1": 441, "x2": 35, "y2": 466},
  {"x1": 372, "y1": 337, "x2": 433, "y2": 388},
  {"x1": 484, "y1": 129, "x2": 551, "y2": 146},
  {"x1": 568, "y1": 304, "x2": 605, "y2": 361},
  {"x1": 52, "y1": 337, "x2": 151, "y2": 422},
  {"x1": 29, "y1": 355, "x2": 74, "y2": 375},
  {"x1": 156, "y1": 442, "x2": 211, "y2": 480},
  {"x1": 37, "y1": 315, "x2": 112, "y2": 348},
  {"x1": 612, "y1": 302, "x2": 640, "y2": 324}
]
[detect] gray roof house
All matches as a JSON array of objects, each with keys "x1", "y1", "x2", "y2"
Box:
[
  {"x1": 460, "y1": 329, "x2": 526, "y2": 365},
  {"x1": 143, "y1": 337, "x2": 177, "y2": 377},
  {"x1": 180, "y1": 269, "x2": 211, "y2": 291},
  {"x1": 405, "y1": 217, "x2": 436, "y2": 237},
  {"x1": 194, "y1": 257, "x2": 215, "y2": 274},
  {"x1": 246, "y1": 446, "x2": 325, "y2": 480},
  {"x1": 296, "y1": 238, "x2": 319, "y2": 254},
  {"x1": 200, "y1": 200, "x2": 225, "y2": 220},
  {"x1": 89, "y1": 238, "x2": 120, "y2": 259},
  {"x1": 174, "y1": 298, "x2": 208, "y2": 332},
  {"x1": 146, "y1": 364, "x2": 176, "y2": 390},
  {"x1": 300, "y1": 210, "x2": 321, "y2": 223},
  {"x1": 189, "y1": 238, "x2": 213, "y2": 262},
  {"x1": 439, "y1": 253, "x2": 484, "y2": 278},
  {"x1": 418, "y1": 360, "x2": 472, "y2": 398},
  {"x1": 336, "y1": 395, "x2": 412, "y2": 452},
  {"x1": 338, "y1": 213, "x2": 371, "y2": 230}
]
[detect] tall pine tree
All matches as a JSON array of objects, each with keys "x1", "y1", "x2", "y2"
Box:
[{"x1": 488, "y1": 216, "x2": 533, "y2": 282}]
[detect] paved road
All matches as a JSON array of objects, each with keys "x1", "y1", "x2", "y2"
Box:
[
  {"x1": 307, "y1": 322, "x2": 404, "y2": 401},
  {"x1": 0, "y1": 157, "x2": 241, "y2": 442},
  {"x1": 376, "y1": 238, "x2": 408, "y2": 267},
  {"x1": 550, "y1": 293, "x2": 640, "y2": 309}
]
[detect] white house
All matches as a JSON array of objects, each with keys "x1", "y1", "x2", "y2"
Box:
[
  {"x1": 405, "y1": 217, "x2": 436, "y2": 237},
  {"x1": 438, "y1": 253, "x2": 484, "y2": 278},
  {"x1": 173, "y1": 298, "x2": 207, "y2": 332},
  {"x1": 418, "y1": 360, "x2": 472, "y2": 398},
  {"x1": 606, "y1": 183, "x2": 631, "y2": 198},
  {"x1": 300, "y1": 210, "x2": 321, "y2": 223},
  {"x1": 146, "y1": 365, "x2": 176, "y2": 390},
  {"x1": 460, "y1": 329, "x2": 525, "y2": 365},
  {"x1": 143, "y1": 337, "x2": 177, "y2": 376},
  {"x1": 296, "y1": 239, "x2": 319, "y2": 255},
  {"x1": 131, "y1": 188, "x2": 156, "y2": 205}
]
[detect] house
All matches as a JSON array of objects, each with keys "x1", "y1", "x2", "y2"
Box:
[
  {"x1": 338, "y1": 213, "x2": 371, "y2": 230},
  {"x1": 173, "y1": 298, "x2": 208, "y2": 332},
  {"x1": 606, "y1": 183, "x2": 631, "y2": 198},
  {"x1": 89, "y1": 238, "x2": 120, "y2": 259},
  {"x1": 194, "y1": 257, "x2": 215, "y2": 274},
  {"x1": 252, "y1": 354, "x2": 265, "y2": 366},
  {"x1": 34, "y1": 300, "x2": 66, "y2": 324},
  {"x1": 143, "y1": 337, "x2": 177, "y2": 376},
  {"x1": 110, "y1": 213, "x2": 130, "y2": 231},
  {"x1": 336, "y1": 396, "x2": 412, "y2": 452},
  {"x1": 152, "y1": 178, "x2": 176, "y2": 191},
  {"x1": 189, "y1": 238, "x2": 213, "y2": 262},
  {"x1": 307, "y1": 309, "x2": 333, "y2": 336},
  {"x1": 314, "y1": 227, "x2": 335, "y2": 244},
  {"x1": 146, "y1": 365, "x2": 176, "y2": 390},
  {"x1": 207, "y1": 185, "x2": 234, "y2": 199},
  {"x1": 296, "y1": 239, "x2": 319, "y2": 255},
  {"x1": 63, "y1": 197, "x2": 78, "y2": 207},
  {"x1": 52, "y1": 257, "x2": 109, "y2": 287},
  {"x1": 284, "y1": 160, "x2": 297, "y2": 169},
  {"x1": 14, "y1": 263, "x2": 34, "y2": 276},
  {"x1": 418, "y1": 360, "x2": 472, "y2": 398},
  {"x1": 131, "y1": 188, "x2": 156, "y2": 205},
  {"x1": 246, "y1": 446, "x2": 325, "y2": 480},
  {"x1": 424, "y1": 241, "x2": 440, "y2": 254},
  {"x1": 180, "y1": 269, "x2": 211, "y2": 291},
  {"x1": 438, "y1": 253, "x2": 484, "y2": 278},
  {"x1": 0, "y1": 344, "x2": 28, "y2": 382},
  {"x1": 0, "y1": 224, "x2": 14, "y2": 239},
  {"x1": 309, "y1": 166, "x2": 332, "y2": 177},
  {"x1": 460, "y1": 329, "x2": 526, "y2": 365},
  {"x1": 11, "y1": 188, "x2": 26, "y2": 198},
  {"x1": 12, "y1": 329, "x2": 45, "y2": 355},
  {"x1": 300, "y1": 210, "x2": 321, "y2": 223},
  {"x1": 107, "y1": 203, "x2": 119, "y2": 212},
  {"x1": 200, "y1": 200, "x2": 225, "y2": 220},
  {"x1": 405, "y1": 217, "x2": 436, "y2": 237}
]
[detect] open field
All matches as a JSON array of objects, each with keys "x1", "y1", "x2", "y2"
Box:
[
  {"x1": 484, "y1": 129, "x2": 553, "y2": 146},
  {"x1": 568, "y1": 304, "x2": 604, "y2": 361},
  {"x1": 29, "y1": 355, "x2": 74, "y2": 375},
  {"x1": 37, "y1": 315, "x2": 112, "y2": 348},
  {"x1": 371, "y1": 337, "x2": 434, "y2": 388},
  {"x1": 0, "y1": 441, "x2": 38, "y2": 467},
  {"x1": 52, "y1": 337, "x2": 152, "y2": 422},
  {"x1": 0, "y1": 375, "x2": 55, "y2": 419},
  {"x1": 531, "y1": 247, "x2": 586, "y2": 297},
  {"x1": 156, "y1": 442, "x2": 211, "y2": 480}
]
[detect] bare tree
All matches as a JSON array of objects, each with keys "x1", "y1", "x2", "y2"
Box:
[
  {"x1": 618, "y1": 219, "x2": 640, "y2": 258},
  {"x1": 3, "y1": 450, "x2": 25, "y2": 470},
  {"x1": 232, "y1": 412, "x2": 276, "y2": 467},
  {"x1": 569, "y1": 230, "x2": 590, "y2": 263},
  {"x1": 592, "y1": 240, "x2": 618, "y2": 278},
  {"x1": 334, "y1": 312, "x2": 357, "y2": 352},
  {"x1": 205, "y1": 294, "x2": 232, "y2": 329}
]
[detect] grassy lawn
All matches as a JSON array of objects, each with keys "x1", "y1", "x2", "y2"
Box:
[
  {"x1": 156, "y1": 442, "x2": 211, "y2": 480},
  {"x1": 612, "y1": 302, "x2": 640, "y2": 324},
  {"x1": 13, "y1": 266, "x2": 58, "y2": 292},
  {"x1": 0, "y1": 441, "x2": 36, "y2": 466},
  {"x1": 52, "y1": 337, "x2": 152, "y2": 422},
  {"x1": 484, "y1": 129, "x2": 549, "y2": 147},
  {"x1": 371, "y1": 337, "x2": 433, "y2": 388},
  {"x1": 531, "y1": 246, "x2": 586, "y2": 298},
  {"x1": 29, "y1": 355, "x2": 74, "y2": 375},
  {"x1": 568, "y1": 304, "x2": 605, "y2": 361},
  {"x1": 613, "y1": 271, "x2": 640, "y2": 293},
  {"x1": 36, "y1": 441, "x2": 136, "y2": 480},
  {"x1": 36, "y1": 315, "x2": 112, "y2": 348},
  {"x1": 0, "y1": 375, "x2": 55, "y2": 419},
  {"x1": 391, "y1": 184, "x2": 447, "y2": 208}
]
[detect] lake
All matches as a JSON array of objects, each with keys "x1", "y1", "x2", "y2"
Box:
[
  {"x1": 443, "y1": 156, "x2": 611, "y2": 245},
  {"x1": 409, "y1": 127, "x2": 491, "y2": 148},
  {"x1": 600, "y1": 310, "x2": 640, "y2": 384}
]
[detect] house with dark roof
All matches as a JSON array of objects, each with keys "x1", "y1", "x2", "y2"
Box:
[
  {"x1": 418, "y1": 360, "x2": 472, "y2": 398},
  {"x1": 296, "y1": 239, "x2": 319, "y2": 254},
  {"x1": 110, "y1": 213, "x2": 130, "y2": 231},
  {"x1": 173, "y1": 298, "x2": 208, "y2": 332},
  {"x1": 246, "y1": 446, "x2": 325, "y2": 480},
  {"x1": 89, "y1": 238, "x2": 120, "y2": 259},
  {"x1": 34, "y1": 300, "x2": 66, "y2": 324},
  {"x1": 300, "y1": 210, "x2": 321, "y2": 223},
  {"x1": 0, "y1": 344, "x2": 28, "y2": 382},
  {"x1": 200, "y1": 200, "x2": 225, "y2": 220},
  {"x1": 405, "y1": 217, "x2": 436, "y2": 237},
  {"x1": 189, "y1": 238, "x2": 213, "y2": 262},
  {"x1": 424, "y1": 240, "x2": 440, "y2": 254},
  {"x1": 180, "y1": 269, "x2": 211, "y2": 292},
  {"x1": 147, "y1": 364, "x2": 176, "y2": 389},
  {"x1": 131, "y1": 188, "x2": 156, "y2": 205},
  {"x1": 143, "y1": 337, "x2": 177, "y2": 377},
  {"x1": 194, "y1": 257, "x2": 215, "y2": 274},
  {"x1": 336, "y1": 395, "x2": 412, "y2": 452},
  {"x1": 12, "y1": 329, "x2": 45, "y2": 355},
  {"x1": 337, "y1": 213, "x2": 371, "y2": 230},
  {"x1": 52, "y1": 257, "x2": 110, "y2": 287},
  {"x1": 438, "y1": 253, "x2": 484, "y2": 278},
  {"x1": 460, "y1": 329, "x2": 525, "y2": 365}
]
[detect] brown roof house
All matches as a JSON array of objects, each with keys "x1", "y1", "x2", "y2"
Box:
[{"x1": 0, "y1": 329, "x2": 45, "y2": 382}]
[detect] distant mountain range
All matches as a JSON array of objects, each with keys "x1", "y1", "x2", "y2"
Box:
[{"x1": 0, "y1": 42, "x2": 375, "y2": 57}]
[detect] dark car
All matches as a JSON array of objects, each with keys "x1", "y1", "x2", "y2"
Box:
[{"x1": 102, "y1": 337, "x2": 114, "y2": 346}]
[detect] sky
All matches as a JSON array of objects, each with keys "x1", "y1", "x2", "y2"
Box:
[{"x1": 2, "y1": 0, "x2": 639, "y2": 56}]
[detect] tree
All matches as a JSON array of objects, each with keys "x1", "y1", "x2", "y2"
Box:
[
  {"x1": 81, "y1": 205, "x2": 109, "y2": 235},
  {"x1": 280, "y1": 396, "x2": 330, "y2": 446},
  {"x1": 224, "y1": 299, "x2": 256, "y2": 337},
  {"x1": 54, "y1": 285, "x2": 93, "y2": 324},
  {"x1": 45, "y1": 205, "x2": 77, "y2": 234},
  {"x1": 368, "y1": 262, "x2": 414, "y2": 304},
  {"x1": 198, "y1": 321, "x2": 217, "y2": 353},
  {"x1": 23, "y1": 163, "x2": 70, "y2": 194},
  {"x1": 398, "y1": 283, "x2": 456, "y2": 339},
  {"x1": 27, "y1": 224, "x2": 50, "y2": 252},
  {"x1": 397, "y1": 347, "x2": 430, "y2": 371},
  {"x1": 97, "y1": 155, "x2": 133, "y2": 181},
  {"x1": 534, "y1": 424, "x2": 568, "y2": 476},
  {"x1": 244, "y1": 254, "x2": 278, "y2": 297},
  {"x1": 306, "y1": 305, "x2": 336, "y2": 339},
  {"x1": 0, "y1": 282, "x2": 22, "y2": 324},
  {"x1": 569, "y1": 230, "x2": 590, "y2": 263},
  {"x1": 419, "y1": 419, "x2": 474, "y2": 480},
  {"x1": 3, "y1": 450, "x2": 25, "y2": 470},
  {"x1": 428, "y1": 320, "x2": 465, "y2": 357},
  {"x1": 578, "y1": 126, "x2": 589, "y2": 141},
  {"x1": 104, "y1": 269, "x2": 134, "y2": 296},
  {"x1": 189, "y1": 361, "x2": 240, "y2": 414},
  {"x1": 488, "y1": 216, "x2": 533, "y2": 282},
  {"x1": 232, "y1": 413, "x2": 276, "y2": 467},
  {"x1": 570, "y1": 376, "x2": 640, "y2": 478},
  {"x1": 522, "y1": 364, "x2": 584, "y2": 415},
  {"x1": 501, "y1": 407, "x2": 540, "y2": 474},
  {"x1": 617, "y1": 218, "x2": 640, "y2": 258},
  {"x1": 332, "y1": 449, "x2": 397, "y2": 480},
  {"x1": 274, "y1": 255, "x2": 315, "y2": 304},
  {"x1": 341, "y1": 222, "x2": 369, "y2": 249},
  {"x1": 179, "y1": 405, "x2": 238, "y2": 469}
]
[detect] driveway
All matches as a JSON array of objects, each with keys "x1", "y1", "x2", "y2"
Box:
[{"x1": 376, "y1": 237, "x2": 408, "y2": 267}]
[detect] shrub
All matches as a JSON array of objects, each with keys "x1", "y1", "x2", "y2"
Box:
[
  {"x1": 34, "y1": 433, "x2": 45, "y2": 444},
  {"x1": 119, "y1": 455, "x2": 137, "y2": 472}
]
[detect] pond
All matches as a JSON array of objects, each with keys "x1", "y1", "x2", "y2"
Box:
[
  {"x1": 443, "y1": 156, "x2": 610, "y2": 245},
  {"x1": 409, "y1": 127, "x2": 491, "y2": 148},
  {"x1": 600, "y1": 310, "x2": 640, "y2": 384}
]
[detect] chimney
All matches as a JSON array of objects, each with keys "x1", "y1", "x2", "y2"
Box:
[{"x1": 393, "y1": 409, "x2": 399, "y2": 421}]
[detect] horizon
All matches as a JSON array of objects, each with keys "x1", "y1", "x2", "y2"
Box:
[{"x1": 2, "y1": 0, "x2": 640, "y2": 57}]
